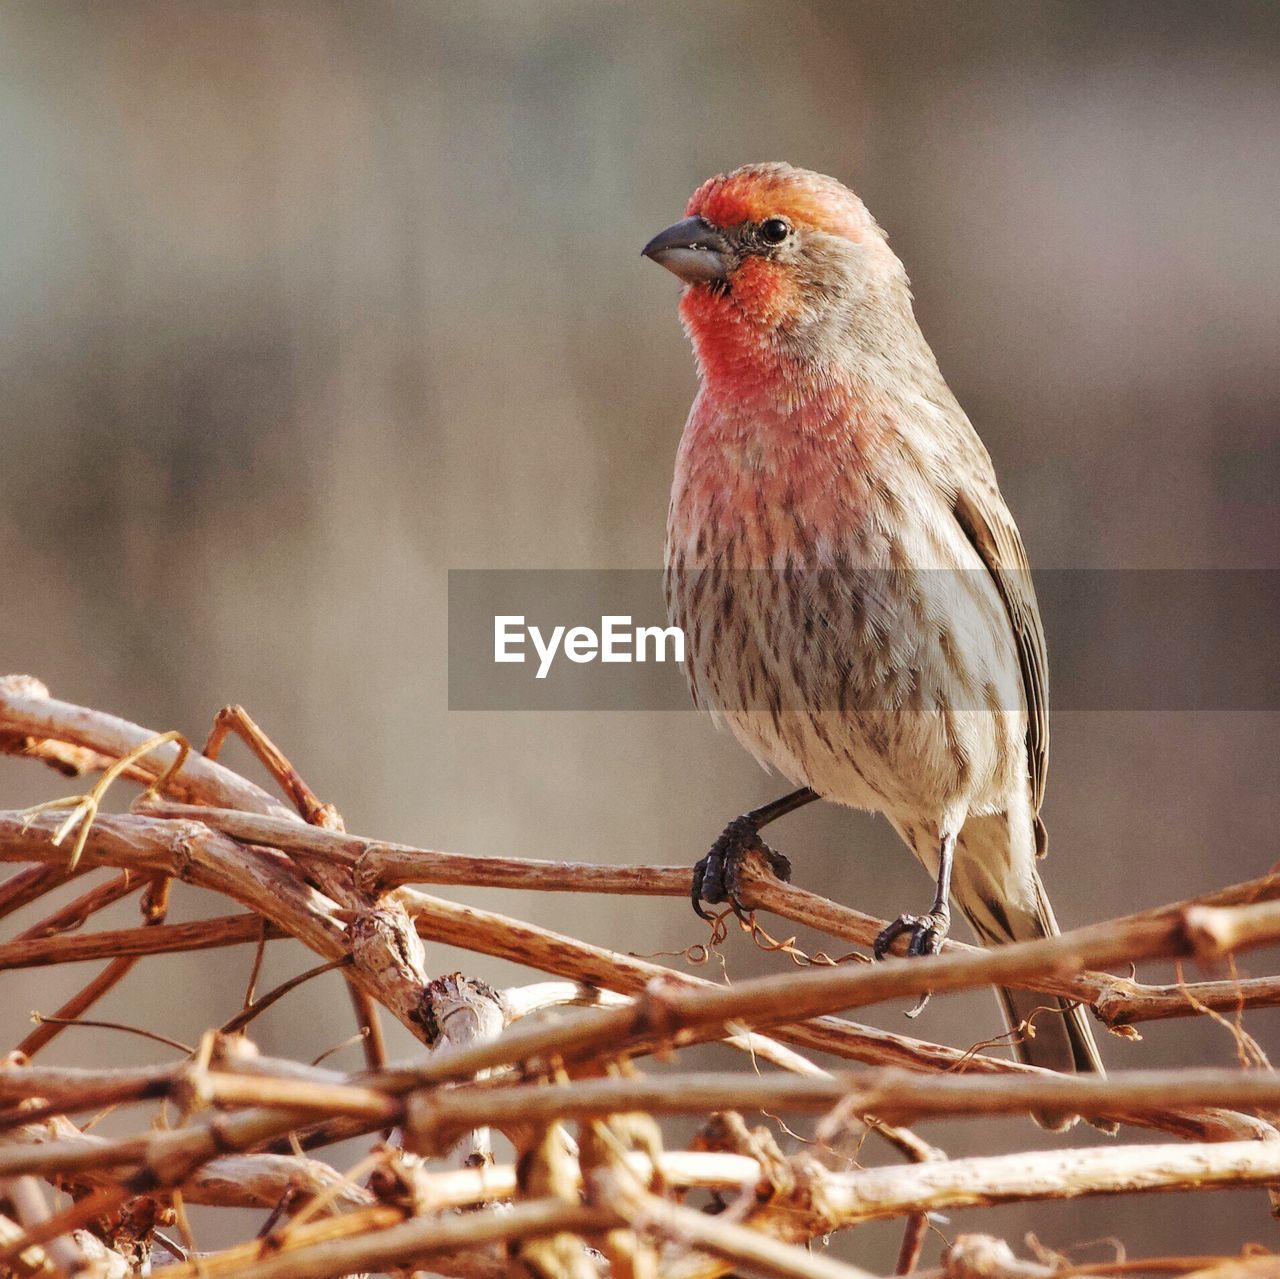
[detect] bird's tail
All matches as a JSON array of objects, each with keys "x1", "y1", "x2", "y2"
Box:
[{"x1": 951, "y1": 813, "x2": 1105, "y2": 1129}]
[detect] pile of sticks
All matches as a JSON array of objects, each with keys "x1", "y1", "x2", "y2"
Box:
[{"x1": 0, "y1": 674, "x2": 1278, "y2": 1279}]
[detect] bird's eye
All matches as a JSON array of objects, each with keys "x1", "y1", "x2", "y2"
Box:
[{"x1": 759, "y1": 217, "x2": 791, "y2": 245}]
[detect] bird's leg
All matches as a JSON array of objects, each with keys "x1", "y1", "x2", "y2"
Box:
[
  {"x1": 692, "y1": 787, "x2": 817, "y2": 920},
  {"x1": 873, "y1": 831, "x2": 955, "y2": 962}
]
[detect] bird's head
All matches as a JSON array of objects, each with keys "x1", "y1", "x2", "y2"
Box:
[{"x1": 643, "y1": 163, "x2": 909, "y2": 383}]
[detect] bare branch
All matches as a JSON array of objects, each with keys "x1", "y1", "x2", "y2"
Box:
[{"x1": 4, "y1": 683, "x2": 1279, "y2": 1278}]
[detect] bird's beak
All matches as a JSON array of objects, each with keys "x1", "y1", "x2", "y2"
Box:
[{"x1": 642, "y1": 216, "x2": 732, "y2": 284}]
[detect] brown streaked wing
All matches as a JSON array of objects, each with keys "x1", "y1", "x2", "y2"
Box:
[{"x1": 952, "y1": 482, "x2": 1049, "y2": 820}]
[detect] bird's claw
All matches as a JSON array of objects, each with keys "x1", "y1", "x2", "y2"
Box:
[
  {"x1": 691, "y1": 815, "x2": 792, "y2": 921},
  {"x1": 872, "y1": 909, "x2": 950, "y2": 961},
  {"x1": 873, "y1": 908, "x2": 950, "y2": 1018}
]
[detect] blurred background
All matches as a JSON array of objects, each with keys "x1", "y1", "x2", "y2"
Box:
[{"x1": 2, "y1": 0, "x2": 1278, "y2": 1266}]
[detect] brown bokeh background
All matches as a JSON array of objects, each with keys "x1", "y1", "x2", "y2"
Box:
[{"x1": 2, "y1": 0, "x2": 1278, "y2": 1265}]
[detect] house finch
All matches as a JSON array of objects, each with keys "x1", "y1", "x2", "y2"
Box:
[{"x1": 644, "y1": 162, "x2": 1103, "y2": 1089}]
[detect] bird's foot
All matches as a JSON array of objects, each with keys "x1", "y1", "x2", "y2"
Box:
[
  {"x1": 691, "y1": 815, "x2": 792, "y2": 921},
  {"x1": 873, "y1": 906, "x2": 950, "y2": 1018},
  {"x1": 872, "y1": 908, "x2": 950, "y2": 961}
]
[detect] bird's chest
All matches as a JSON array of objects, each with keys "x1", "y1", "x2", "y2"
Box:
[
  {"x1": 664, "y1": 409, "x2": 901, "y2": 720},
  {"x1": 665, "y1": 400, "x2": 889, "y2": 575}
]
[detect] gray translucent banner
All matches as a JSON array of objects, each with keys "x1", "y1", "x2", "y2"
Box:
[{"x1": 448, "y1": 570, "x2": 1280, "y2": 712}]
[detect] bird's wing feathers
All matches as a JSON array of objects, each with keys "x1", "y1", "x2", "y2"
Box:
[{"x1": 951, "y1": 479, "x2": 1049, "y2": 820}]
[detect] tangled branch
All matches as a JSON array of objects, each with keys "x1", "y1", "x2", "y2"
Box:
[{"x1": 1, "y1": 676, "x2": 1277, "y2": 1279}]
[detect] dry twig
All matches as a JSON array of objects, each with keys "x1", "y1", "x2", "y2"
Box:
[{"x1": 2, "y1": 678, "x2": 1279, "y2": 1278}]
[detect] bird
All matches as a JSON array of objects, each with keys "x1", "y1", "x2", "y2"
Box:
[{"x1": 643, "y1": 162, "x2": 1103, "y2": 1092}]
